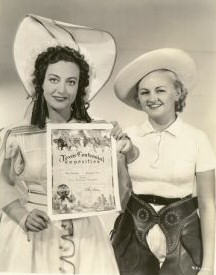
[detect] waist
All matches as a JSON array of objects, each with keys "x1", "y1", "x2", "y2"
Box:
[
  {"x1": 134, "y1": 193, "x2": 191, "y2": 206},
  {"x1": 131, "y1": 180, "x2": 194, "y2": 198},
  {"x1": 27, "y1": 184, "x2": 47, "y2": 209}
]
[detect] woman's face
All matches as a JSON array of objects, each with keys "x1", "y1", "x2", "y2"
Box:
[
  {"x1": 137, "y1": 70, "x2": 180, "y2": 122},
  {"x1": 43, "y1": 60, "x2": 80, "y2": 117}
]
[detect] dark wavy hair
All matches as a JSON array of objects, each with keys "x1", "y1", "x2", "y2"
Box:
[
  {"x1": 31, "y1": 46, "x2": 91, "y2": 128},
  {"x1": 135, "y1": 69, "x2": 188, "y2": 113}
]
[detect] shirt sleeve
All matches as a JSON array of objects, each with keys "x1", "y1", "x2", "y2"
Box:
[
  {"x1": 0, "y1": 131, "x2": 24, "y2": 209},
  {"x1": 196, "y1": 131, "x2": 216, "y2": 172}
]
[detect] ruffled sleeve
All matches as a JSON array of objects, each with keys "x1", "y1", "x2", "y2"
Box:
[{"x1": 0, "y1": 130, "x2": 24, "y2": 209}]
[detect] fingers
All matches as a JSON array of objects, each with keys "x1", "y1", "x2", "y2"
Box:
[
  {"x1": 36, "y1": 210, "x2": 51, "y2": 223},
  {"x1": 112, "y1": 128, "x2": 123, "y2": 140},
  {"x1": 110, "y1": 121, "x2": 124, "y2": 140},
  {"x1": 32, "y1": 215, "x2": 48, "y2": 228},
  {"x1": 116, "y1": 139, "x2": 132, "y2": 153},
  {"x1": 25, "y1": 209, "x2": 50, "y2": 232},
  {"x1": 26, "y1": 219, "x2": 45, "y2": 232}
]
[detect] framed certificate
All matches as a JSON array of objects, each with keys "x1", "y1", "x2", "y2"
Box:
[{"x1": 47, "y1": 123, "x2": 121, "y2": 220}]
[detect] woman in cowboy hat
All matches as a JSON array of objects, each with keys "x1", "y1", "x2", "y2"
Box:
[
  {"x1": 0, "y1": 14, "x2": 122, "y2": 274},
  {"x1": 112, "y1": 48, "x2": 215, "y2": 275}
]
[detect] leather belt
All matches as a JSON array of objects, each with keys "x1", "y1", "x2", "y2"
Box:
[{"x1": 135, "y1": 193, "x2": 186, "y2": 205}]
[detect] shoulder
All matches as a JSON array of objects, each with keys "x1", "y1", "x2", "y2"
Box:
[
  {"x1": 90, "y1": 116, "x2": 106, "y2": 122},
  {"x1": 7, "y1": 120, "x2": 46, "y2": 136},
  {"x1": 68, "y1": 117, "x2": 107, "y2": 124},
  {"x1": 10, "y1": 125, "x2": 45, "y2": 136},
  {"x1": 181, "y1": 121, "x2": 208, "y2": 140},
  {"x1": 0, "y1": 120, "x2": 45, "y2": 151},
  {"x1": 0, "y1": 121, "x2": 26, "y2": 150},
  {"x1": 180, "y1": 121, "x2": 212, "y2": 150}
]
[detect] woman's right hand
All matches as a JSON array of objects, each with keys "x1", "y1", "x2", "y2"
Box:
[{"x1": 25, "y1": 209, "x2": 50, "y2": 232}]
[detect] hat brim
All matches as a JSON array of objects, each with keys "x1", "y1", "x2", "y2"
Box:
[
  {"x1": 14, "y1": 14, "x2": 116, "y2": 101},
  {"x1": 114, "y1": 48, "x2": 197, "y2": 110}
]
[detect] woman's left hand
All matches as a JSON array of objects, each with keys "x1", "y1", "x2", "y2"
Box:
[
  {"x1": 110, "y1": 121, "x2": 124, "y2": 140},
  {"x1": 110, "y1": 121, "x2": 133, "y2": 153}
]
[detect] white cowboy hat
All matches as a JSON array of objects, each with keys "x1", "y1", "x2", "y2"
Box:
[
  {"x1": 13, "y1": 14, "x2": 116, "y2": 102},
  {"x1": 114, "y1": 48, "x2": 197, "y2": 110}
]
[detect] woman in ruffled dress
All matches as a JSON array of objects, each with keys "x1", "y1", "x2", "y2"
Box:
[{"x1": 0, "y1": 14, "x2": 121, "y2": 274}]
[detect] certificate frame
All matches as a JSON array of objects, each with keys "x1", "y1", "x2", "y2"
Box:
[{"x1": 47, "y1": 123, "x2": 121, "y2": 221}]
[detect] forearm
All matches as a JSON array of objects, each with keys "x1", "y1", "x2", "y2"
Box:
[
  {"x1": 3, "y1": 201, "x2": 51, "y2": 234},
  {"x1": 196, "y1": 170, "x2": 215, "y2": 274},
  {"x1": 198, "y1": 200, "x2": 215, "y2": 271},
  {"x1": 124, "y1": 144, "x2": 139, "y2": 164},
  {"x1": 117, "y1": 154, "x2": 132, "y2": 210},
  {"x1": 3, "y1": 199, "x2": 29, "y2": 225}
]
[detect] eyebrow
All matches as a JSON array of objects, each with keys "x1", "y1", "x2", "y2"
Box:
[
  {"x1": 48, "y1": 74, "x2": 59, "y2": 78},
  {"x1": 67, "y1": 76, "x2": 79, "y2": 80},
  {"x1": 156, "y1": 86, "x2": 165, "y2": 89},
  {"x1": 138, "y1": 86, "x2": 165, "y2": 90},
  {"x1": 48, "y1": 74, "x2": 78, "y2": 80}
]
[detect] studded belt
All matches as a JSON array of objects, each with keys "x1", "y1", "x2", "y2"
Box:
[
  {"x1": 126, "y1": 192, "x2": 198, "y2": 254},
  {"x1": 135, "y1": 194, "x2": 185, "y2": 205}
]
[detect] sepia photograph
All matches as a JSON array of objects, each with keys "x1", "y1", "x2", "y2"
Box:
[{"x1": 0, "y1": 0, "x2": 216, "y2": 274}]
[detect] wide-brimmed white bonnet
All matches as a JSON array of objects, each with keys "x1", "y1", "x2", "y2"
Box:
[
  {"x1": 14, "y1": 14, "x2": 116, "y2": 102},
  {"x1": 114, "y1": 48, "x2": 197, "y2": 110}
]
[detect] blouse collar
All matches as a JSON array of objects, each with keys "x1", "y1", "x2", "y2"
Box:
[{"x1": 139, "y1": 116, "x2": 183, "y2": 137}]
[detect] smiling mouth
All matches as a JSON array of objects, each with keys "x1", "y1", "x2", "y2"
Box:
[
  {"x1": 147, "y1": 103, "x2": 163, "y2": 109},
  {"x1": 53, "y1": 96, "x2": 68, "y2": 102}
]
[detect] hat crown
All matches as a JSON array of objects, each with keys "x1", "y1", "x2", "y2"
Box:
[{"x1": 14, "y1": 14, "x2": 116, "y2": 101}]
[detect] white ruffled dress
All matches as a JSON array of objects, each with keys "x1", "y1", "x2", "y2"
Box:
[{"x1": 0, "y1": 123, "x2": 119, "y2": 274}]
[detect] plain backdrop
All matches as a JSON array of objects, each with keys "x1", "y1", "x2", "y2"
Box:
[{"x1": 0, "y1": 0, "x2": 216, "y2": 232}]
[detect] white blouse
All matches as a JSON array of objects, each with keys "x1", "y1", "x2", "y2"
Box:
[{"x1": 127, "y1": 117, "x2": 216, "y2": 198}]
